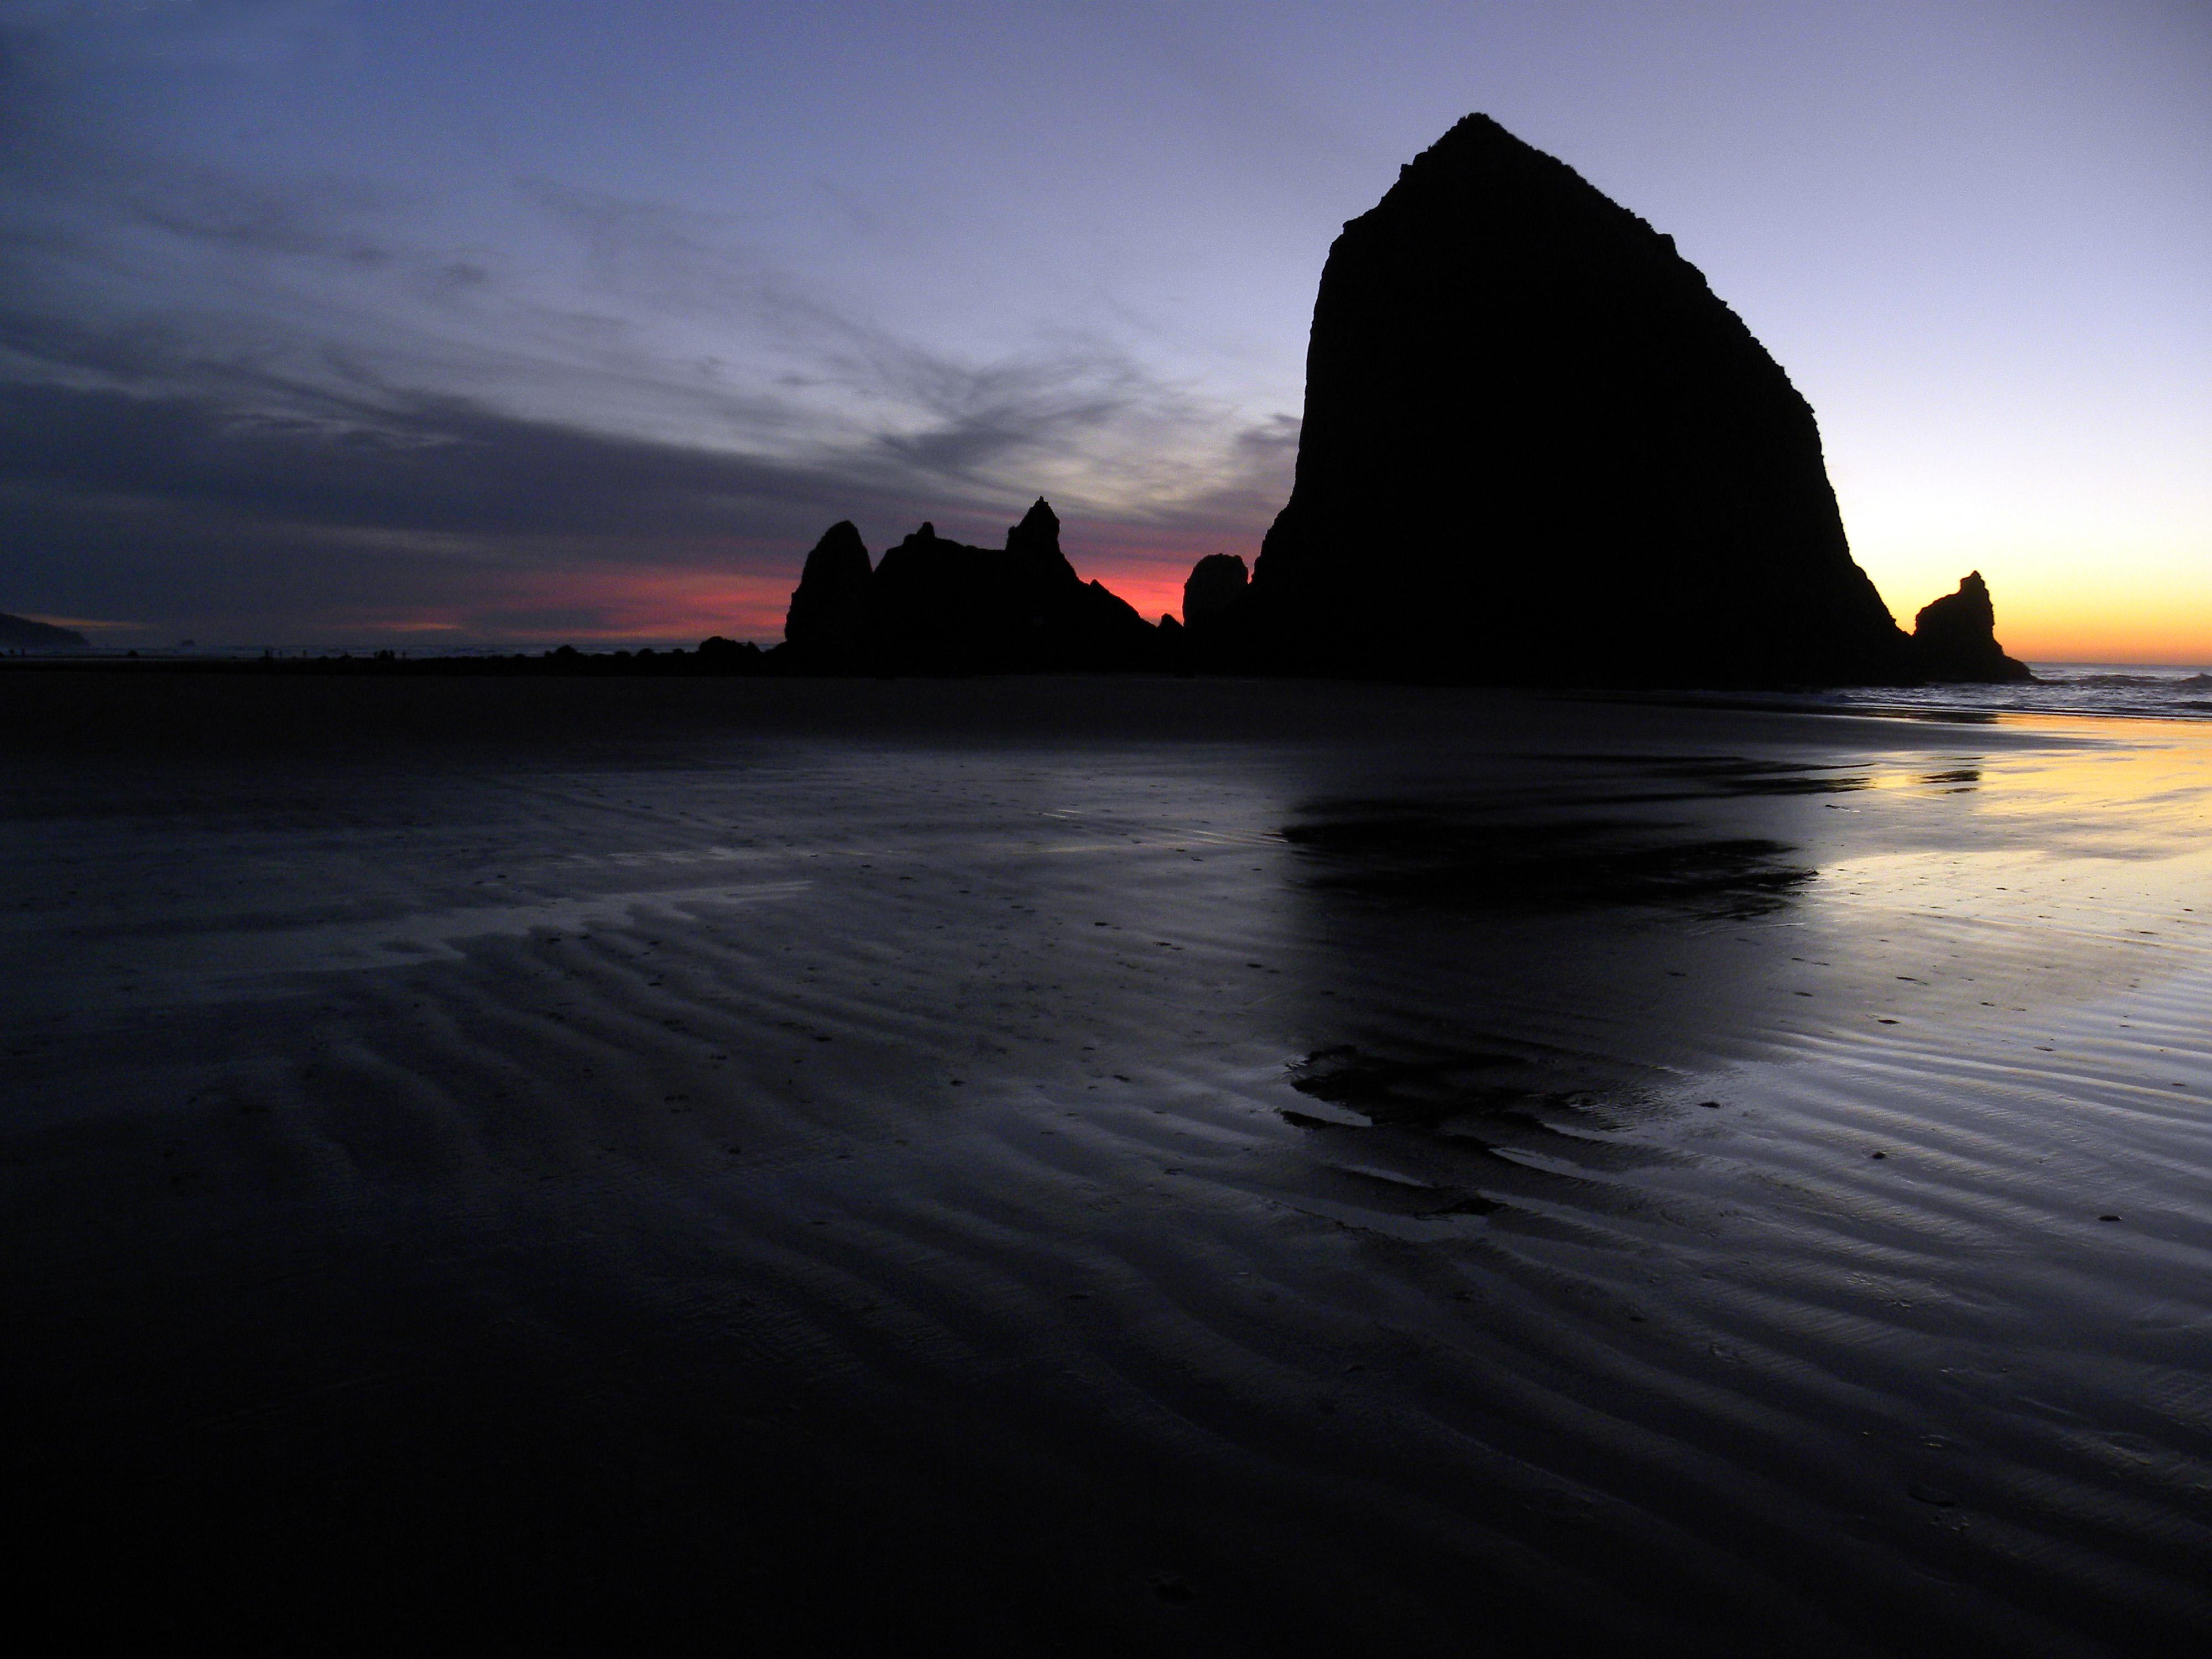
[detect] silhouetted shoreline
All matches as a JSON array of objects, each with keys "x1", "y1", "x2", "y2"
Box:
[{"x1": 3, "y1": 640, "x2": 775, "y2": 677}]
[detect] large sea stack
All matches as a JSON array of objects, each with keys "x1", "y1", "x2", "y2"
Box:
[{"x1": 1227, "y1": 113, "x2": 2019, "y2": 686}]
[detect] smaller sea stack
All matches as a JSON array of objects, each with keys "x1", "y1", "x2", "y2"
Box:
[
  {"x1": 774, "y1": 499, "x2": 1167, "y2": 674},
  {"x1": 1907, "y1": 572, "x2": 2031, "y2": 682}
]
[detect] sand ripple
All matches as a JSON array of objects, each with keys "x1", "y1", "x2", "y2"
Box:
[{"x1": 3, "y1": 681, "x2": 2209, "y2": 1652}]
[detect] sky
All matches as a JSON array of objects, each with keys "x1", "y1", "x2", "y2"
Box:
[{"x1": 2, "y1": 1, "x2": 2206, "y2": 659}]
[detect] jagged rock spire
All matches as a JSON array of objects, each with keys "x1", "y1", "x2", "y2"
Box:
[
  {"x1": 1910, "y1": 571, "x2": 2030, "y2": 682},
  {"x1": 1006, "y1": 497, "x2": 1061, "y2": 561},
  {"x1": 783, "y1": 520, "x2": 872, "y2": 651}
]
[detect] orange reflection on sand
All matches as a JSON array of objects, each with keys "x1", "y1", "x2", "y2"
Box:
[{"x1": 1970, "y1": 716, "x2": 2212, "y2": 851}]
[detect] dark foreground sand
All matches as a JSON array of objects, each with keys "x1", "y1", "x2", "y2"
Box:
[{"x1": 4, "y1": 673, "x2": 2209, "y2": 1655}]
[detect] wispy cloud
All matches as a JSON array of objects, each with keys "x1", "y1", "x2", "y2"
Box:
[{"x1": 0, "y1": 12, "x2": 1300, "y2": 642}]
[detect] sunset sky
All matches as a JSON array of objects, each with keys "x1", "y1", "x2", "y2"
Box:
[{"x1": 2, "y1": 1, "x2": 2206, "y2": 659}]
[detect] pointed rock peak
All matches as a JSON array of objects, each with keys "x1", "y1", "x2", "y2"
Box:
[
  {"x1": 1387, "y1": 112, "x2": 1545, "y2": 189},
  {"x1": 1910, "y1": 571, "x2": 2031, "y2": 682},
  {"x1": 915, "y1": 521, "x2": 937, "y2": 541},
  {"x1": 802, "y1": 520, "x2": 870, "y2": 573},
  {"x1": 1914, "y1": 572, "x2": 1995, "y2": 635},
  {"x1": 1006, "y1": 497, "x2": 1062, "y2": 558},
  {"x1": 1426, "y1": 111, "x2": 1515, "y2": 156},
  {"x1": 785, "y1": 519, "x2": 873, "y2": 650}
]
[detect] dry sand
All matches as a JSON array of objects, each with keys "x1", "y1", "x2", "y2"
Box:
[{"x1": 3, "y1": 672, "x2": 2209, "y2": 1654}]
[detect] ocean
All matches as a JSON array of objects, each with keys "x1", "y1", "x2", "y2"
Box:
[{"x1": 1824, "y1": 661, "x2": 2212, "y2": 722}]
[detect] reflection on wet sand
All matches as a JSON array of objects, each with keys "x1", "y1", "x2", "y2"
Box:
[
  {"x1": 1285, "y1": 810, "x2": 1813, "y2": 915},
  {"x1": 1, "y1": 677, "x2": 2208, "y2": 1655}
]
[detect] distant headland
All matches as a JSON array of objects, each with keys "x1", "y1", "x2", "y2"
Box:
[{"x1": 0, "y1": 612, "x2": 89, "y2": 651}]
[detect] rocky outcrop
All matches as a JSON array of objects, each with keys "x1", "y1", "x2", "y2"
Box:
[
  {"x1": 0, "y1": 612, "x2": 89, "y2": 650},
  {"x1": 1183, "y1": 554, "x2": 1249, "y2": 622},
  {"x1": 1202, "y1": 112, "x2": 2024, "y2": 687},
  {"x1": 1180, "y1": 553, "x2": 1249, "y2": 660},
  {"x1": 776, "y1": 499, "x2": 1167, "y2": 674},
  {"x1": 1907, "y1": 572, "x2": 2031, "y2": 681},
  {"x1": 782, "y1": 521, "x2": 873, "y2": 658}
]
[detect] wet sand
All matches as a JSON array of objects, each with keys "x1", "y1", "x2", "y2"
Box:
[{"x1": 4, "y1": 673, "x2": 2209, "y2": 1654}]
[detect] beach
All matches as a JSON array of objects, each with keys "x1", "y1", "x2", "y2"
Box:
[{"x1": 4, "y1": 671, "x2": 2209, "y2": 1654}]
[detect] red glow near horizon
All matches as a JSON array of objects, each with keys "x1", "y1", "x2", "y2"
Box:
[
  {"x1": 301, "y1": 529, "x2": 2210, "y2": 665},
  {"x1": 336, "y1": 568, "x2": 803, "y2": 645},
  {"x1": 427, "y1": 529, "x2": 1244, "y2": 646}
]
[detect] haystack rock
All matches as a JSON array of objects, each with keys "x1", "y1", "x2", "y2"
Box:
[{"x1": 1218, "y1": 113, "x2": 2023, "y2": 686}]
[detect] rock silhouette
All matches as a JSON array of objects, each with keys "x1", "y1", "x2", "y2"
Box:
[
  {"x1": 1, "y1": 612, "x2": 89, "y2": 650},
  {"x1": 1907, "y1": 572, "x2": 2031, "y2": 682},
  {"x1": 782, "y1": 521, "x2": 873, "y2": 658},
  {"x1": 1201, "y1": 112, "x2": 2025, "y2": 687},
  {"x1": 1177, "y1": 553, "x2": 1247, "y2": 659},
  {"x1": 776, "y1": 499, "x2": 1166, "y2": 674},
  {"x1": 1183, "y1": 554, "x2": 1249, "y2": 622}
]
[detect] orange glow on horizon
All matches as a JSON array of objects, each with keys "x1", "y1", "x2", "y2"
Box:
[
  {"x1": 378, "y1": 530, "x2": 1228, "y2": 647},
  {"x1": 1973, "y1": 590, "x2": 2212, "y2": 666},
  {"x1": 354, "y1": 535, "x2": 2210, "y2": 666},
  {"x1": 1875, "y1": 571, "x2": 2212, "y2": 669},
  {"x1": 598, "y1": 570, "x2": 796, "y2": 641},
  {"x1": 325, "y1": 570, "x2": 798, "y2": 645},
  {"x1": 1851, "y1": 500, "x2": 2211, "y2": 668},
  {"x1": 1082, "y1": 564, "x2": 1191, "y2": 628}
]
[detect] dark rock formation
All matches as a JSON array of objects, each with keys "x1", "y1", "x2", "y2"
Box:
[
  {"x1": 1907, "y1": 572, "x2": 2030, "y2": 681},
  {"x1": 1181, "y1": 553, "x2": 1250, "y2": 661},
  {"x1": 776, "y1": 499, "x2": 1166, "y2": 674},
  {"x1": 782, "y1": 521, "x2": 873, "y2": 658},
  {"x1": 1183, "y1": 554, "x2": 1249, "y2": 622},
  {"x1": 1207, "y1": 112, "x2": 2023, "y2": 687},
  {"x1": 0, "y1": 612, "x2": 89, "y2": 650},
  {"x1": 694, "y1": 635, "x2": 764, "y2": 672}
]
